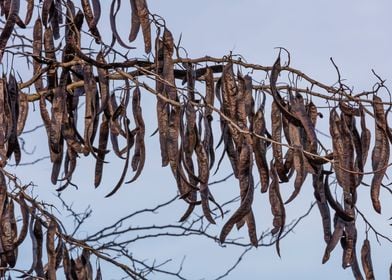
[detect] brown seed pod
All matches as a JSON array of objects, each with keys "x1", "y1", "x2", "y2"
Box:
[
  {"x1": 203, "y1": 67, "x2": 215, "y2": 169},
  {"x1": 220, "y1": 143, "x2": 256, "y2": 246},
  {"x1": 342, "y1": 222, "x2": 357, "y2": 269},
  {"x1": 0, "y1": 78, "x2": 7, "y2": 163},
  {"x1": 195, "y1": 141, "x2": 215, "y2": 224},
  {"x1": 129, "y1": 0, "x2": 140, "y2": 42},
  {"x1": 370, "y1": 95, "x2": 389, "y2": 214},
  {"x1": 5, "y1": 73, "x2": 21, "y2": 165},
  {"x1": 127, "y1": 86, "x2": 146, "y2": 183},
  {"x1": 33, "y1": 17, "x2": 44, "y2": 92},
  {"x1": 81, "y1": 0, "x2": 101, "y2": 42},
  {"x1": 94, "y1": 115, "x2": 109, "y2": 188},
  {"x1": 42, "y1": 0, "x2": 53, "y2": 27},
  {"x1": 253, "y1": 106, "x2": 269, "y2": 193},
  {"x1": 110, "y1": 0, "x2": 135, "y2": 49},
  {"x1": 339, "y1": 101, "x2": 360, "y2": 117},
  {"x1": 361, "y1": 239, "x2": 375, "y2": 280},
  {"x1": 330, "y1": 108, "x2": 352, "y2": 201},
  {"x1": 46, "y1": 219, "x2": 57, "y2": 279},
  {"x1": 44, "y1": 27, "x2": 58, "y2": 89},
  {"x1": 14, "y1": 194, "x2": 29, "y2": 247},
  {"x1": 83, "y1": 64, "x2": 98, "y2": 155},
  {"x1": 0, "y1": 0, "x2": 20, "y2": 62},
  {"x1": 269, "y1": 161, "x2": 285, "y2": 257},
  {"x1": 155, "y1": 37, "x2": 169, "y2": 167},
  {"x1": 0, "y1": 198, "x2": 18, "y2": 267},
  {"x1": 322, "y1": 214, "x2": 344, "y2": 264},
  {"x1": 360, "y1": 105, "x2": 371, "y2": 169},
  {"x1": 271, "y1": 101, "x2": 288, "y2": 182},
  {"x1": 289, "y1": 91, "x2": 317, "y2": 153},
  {"x1": 134, "y1": 0, "x2": 151, "y2": 53},
  {"x1": 96, "y1": 52, "x2": 109, "y2": 115},
  {"x1": 74, "y1": 249, "x2": 93, "y2": 280},
  {"x1": 323, "y1": 172, "x2": 354, "y2": 222},
  {"x1": 312, "y1": 170, "x2": 331, "y2": 244},
  {"x1": 16, "y1": 93, "x2": 28, "y2": 136},
  {"x1": 285, "y1": 119, "x2": 307, "y2": 204},
  {"x1": 270, "y1": 56, "x2": 301, "y2": 126}
]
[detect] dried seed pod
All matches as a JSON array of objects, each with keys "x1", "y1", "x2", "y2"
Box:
[
  {"x1": 155, "y1": 37, "x2": 169, "y2": 167},
  {"x1": 360, "y1": 105, "x2": 371, "y2": 168},
  {"x1": 0, "y1": 0, "x2": 20, "y2": 62},
  {"x1": 285, "y1": 119, "x2": 307, "y2": 204},
  {"x1": 289, "y1": 91, "x2": 317, "y2": 153},
  {"x1": 0, "y1": 170, "x2": 7, "y2": 215},
  {"x1": 24, "y1": 0, "x2": 34, "y2": 26},
  {"x1": 42, "y1": 0, "x2": 53, "y2": 27},
  {"x1": 324, "y1": 172, "x2": 354, "y2": 222},
  {"x1": 203, "y1": 67, "x2": 215, "y2": 169},
  {"x1": 91, "y1": 0, "x2": 101, "y2": 26},
  {"x1": 370, "y1": 95, "x2": 389, "y2": 214},
  {"x1": 94, "y1": 115, "x2": 109, "y2": 188},
  {"x1": 96, "y1": 52, "x2": 109, "y2": 115},
  {"x1": 339, "y1": 101, "x2": 360, "y2": 117},
  {"x1": 127, "y1": 86, "x2": 146, "y2": 183},
  {"x1": 361, "y1": 239, "x2": 375, "y2": 280},
  {"x1": 110, "y1": 0, "x2": 135, "y2": 49},
  {"x1": 33, "y1": 18, "x2": 44, "y2": 92},
  {"x1": 271, "y1": 101, "x2": 288, "y2": 182},
  {"x1": 128, "y1": 0, "x2": 140, "y2": 42},
  {"x1": 62, "y1": 244, "x2": 72, "y2": 279},
  {"x1": 322, "y1": 214, "x2": 345, "y2": 264},
  {"x1": 74, "y1": 249, "x2": 93, "y2": 280},
  {"x1": 14, "y1": 194, "x2": 29, "y2": 247},
  {"x1": 0, "y1": 199, "x2": 18, "y2": 267},
  {"x1": 253, "y1": 106, "x2": 269, "y2": 193},
  {"x1": 44, "y1": 27, "x2": 58, "y2": 89},
  {"x1": 330, "y1": 108, "x2": 352, "y2": 201},
  {"x1": 220, "y1": 143, "x2": 256, "y2": 246},
  {"x1": 33, "y1": 218, "x2": 45, "y2": 277},
  {"x1": 195, "y1": 142, "x2": 215, "y2": 224},
  {"x1": 269, "y1": 161, "x2": 285, "y2": 256},
  {"x1": 221, "y1": 63, "x2": 240, "y2": 145},
  {"x1": 0, "y1": 78, "x2": 7, "y2": 164},
  {"x1": 81, "y1": 0, "x2": 101, "y2": 42},
  {"x1": 105, "y1": 115, "x2": 135, "y2": 197},
  {"x1": 270, "y1": 56, "x2": 300, "y2": 126},
  {"x1": 6, "y1": 73, "x2": 21, "y2": 165},
  {"x1": 134, "y1": 0, "x2": 151, "y2": 53},
  {"x1": 16, "y1": 93, "x2": 28, "y2": 136},
  {"x1": 83, "y1": 64, "x2": 99, "y2": 155},
  {"x1": 46, "y1": 219, "x2": 57, "y2": 280},
  {"x1": 342, "y1": 222, "x2": 357, "y2": 269},
  {"x1": 313, "y1": 170, "x2": 331, "y2": 243}
]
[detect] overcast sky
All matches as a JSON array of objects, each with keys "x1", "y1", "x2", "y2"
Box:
[{"x1": 10, "y1": 1, "x2": 392, "y2": 279}]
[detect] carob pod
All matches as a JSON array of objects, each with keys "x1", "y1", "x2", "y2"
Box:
[
  {"x1": 361, "y1": 239, "x2": 375, "y2": 280},
  {"x1": 0, "y1": 0, "x2": 20, "y2": 62},
  {"x1": 269, "y1": 161, "x2": 285, "y2": 257},
  {"x1": 370, "y1": 95, "x2": 389, "y2": 213}
]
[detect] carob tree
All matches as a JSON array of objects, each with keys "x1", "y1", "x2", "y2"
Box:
[{"x1": 0, "y1": 0, "x2": 391, "y2": 279}]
